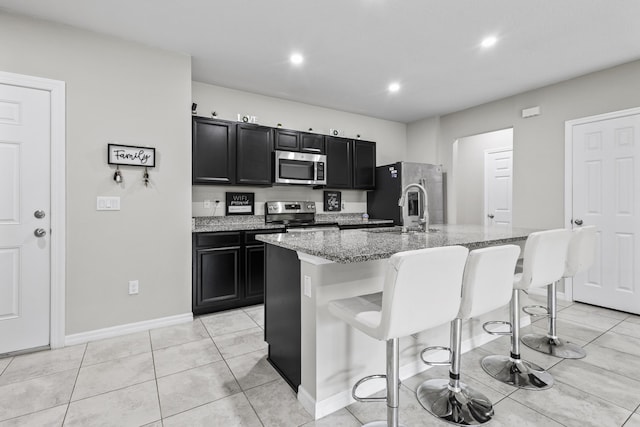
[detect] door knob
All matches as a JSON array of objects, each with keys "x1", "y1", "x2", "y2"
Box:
[
  {"x1": 34, "y1": 228, "x2": 47, "y2": 238},
  {"x1": 574, "y1": 219, "x2": 584, "y2": 226},
  {"x1": 34, "y1": 210, "x2": 46, "y2": 219},
  {"x1": 487, "y1": 214, "x2": 495, "y2": 219}
]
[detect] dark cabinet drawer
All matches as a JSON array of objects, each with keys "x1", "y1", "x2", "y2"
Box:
[{"x1": 195, "y1": 232, "x2": 241, "y2": 248}]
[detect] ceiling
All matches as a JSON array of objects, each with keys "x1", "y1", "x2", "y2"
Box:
[{"x1": 2, "y1": 0, "x2": 639, "y2": 123}]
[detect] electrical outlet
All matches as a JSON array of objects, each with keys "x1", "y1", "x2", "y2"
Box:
[
  {"x1": 128, "y1": 280, "x2": 139, "y2": 295},
  {"x1": 303, "y1": 275, "x2": 312, "y2": 298}
]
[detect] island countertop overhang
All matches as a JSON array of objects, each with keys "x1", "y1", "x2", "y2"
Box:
[{"x1": 256, "y1": 224, "x2": 537, "y2": 264}]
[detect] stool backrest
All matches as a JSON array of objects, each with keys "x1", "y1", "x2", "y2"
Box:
[
  {"x1": 564, "y1": 226, "x2": 597, "y2": 278},
  {"x1": 380, "y1": 246, "x2": 468, "y2": 340},
  {"x1": 458, "y1": 245, "x2": 521, "y2": 320},
  {"x1": 519, "y1": 228, "x2": 572, "y2": 290}
]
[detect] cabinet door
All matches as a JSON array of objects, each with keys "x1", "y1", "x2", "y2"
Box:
[
  {"x1": 192, "y1": 117, "x2": 236, "y2": 184},
  {"x1": 300, "y1": 133, "x2": 325, "y2": 154},
  {"x1": 274, "y1": 129, "x2": 299, "y2": 151},
  {"x1": 237, "y1": 124, "x2": 273, "y2": 185},
  {"x1": 353, "y1": 140, "x2": 376, "y2": 189},
  {"x1": 325, "y1": 136, "x2": 352, "y2": 188},
  {"x1": 244, "y1": 244, "x2": 266, "y2": 302},
  {"x1": 194, "y1": 247, "x2": 241, "y2": 313}
]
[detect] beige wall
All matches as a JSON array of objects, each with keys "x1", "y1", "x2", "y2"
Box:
[
  {"x1": 191, "y1": 82, "x2": 407, "y2": 216},
  {"x1": 410, "y1": 59, "x2": 640, "y2": 228},
  {"x1": 0, "y1": 13, "x2": 193, "y2": 334}
]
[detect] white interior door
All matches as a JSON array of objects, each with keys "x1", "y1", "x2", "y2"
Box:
[
  {"x1": 0, "y1": 83, "x2": 51, "y2": 354},
  {"x1": 571, "y1": 112, "x2": 640, "y2": 314},
  {"x1": 484, "y1": 148, "x2": 513, "y2": 226}
]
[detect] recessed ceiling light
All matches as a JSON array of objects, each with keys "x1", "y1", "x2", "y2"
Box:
[
  {"x1": 481, "y1": 36, "x2": 498, "y2": 48},
  {"x1": 290, "y1": 53, "x2": 304, "y2": 65},
  {"x1": 388, "y1": 82, "x2": 401, "y2": 93}
]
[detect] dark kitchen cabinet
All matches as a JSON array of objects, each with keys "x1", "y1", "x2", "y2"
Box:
[
  {"x1": 274, "y1": 129, "x2": 300, "y2": 151},
  {"x1": 236, "y1": 124, "x2": 273, "y2": 185},
  {"x1": 192, "y1": 117, "x2": 272, "y2": 186},
  {"x1": 193, "y1": 229, "x2": 284, "y2": 315},
  {"x1": 352, "y1": 140, "x2": 376, "y2": 190},
  {"x1": 274, "y1": 129, "x2": 325, "y2": 154},
  {"x1": 192, "y1": 117, "x2": 236, "y2": 184},
  {"x1": 300, "y1": 132, "x2": 325, "y2": 154},
  {"x1": 325, "y1": 136, "x2": 352, "y2": 188}
]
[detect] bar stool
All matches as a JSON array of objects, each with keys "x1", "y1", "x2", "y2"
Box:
[
  {"x1": 521, "y1": 225, "x2": 596, "y2": 358},
  {"x1": 481, "y1": 228, "x2": 572, "y2": 390},
  {"x1": 328, "y1": 246, "x2": 469, "y2": 427},
  {"x1": 416, "y1": 244, "x2": 521, "y2": 426}
]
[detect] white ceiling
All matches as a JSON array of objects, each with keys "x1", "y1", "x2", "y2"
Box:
[{"x1": 2, "y1": 0, "x2": 639, "y2": 123}]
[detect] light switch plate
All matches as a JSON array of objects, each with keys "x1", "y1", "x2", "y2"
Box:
[{"x1": 97, "y1": 196, "x2": 120, "y2": 211}]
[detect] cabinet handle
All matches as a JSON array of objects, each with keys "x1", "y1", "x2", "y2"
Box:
[{"x1": 303, "y1": 148, "x2": 322, "y2": 152}]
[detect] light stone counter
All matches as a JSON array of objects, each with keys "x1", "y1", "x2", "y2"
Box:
[{"x1": 257, "y1": 224, "x2": 536, "y2": 263}]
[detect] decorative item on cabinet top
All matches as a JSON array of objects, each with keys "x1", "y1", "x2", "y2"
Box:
[{"x1": 107, "y1": 143, "x2": 156, "y2": 187}]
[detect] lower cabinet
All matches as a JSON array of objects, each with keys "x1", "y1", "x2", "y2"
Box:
[{"x1": 193, "y1": 229, "x2": 283, "y2": 315}]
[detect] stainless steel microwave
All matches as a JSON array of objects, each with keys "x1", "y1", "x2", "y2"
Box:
[{"x1": 274, "y1": 150, "x2": 327, "y2": 185}]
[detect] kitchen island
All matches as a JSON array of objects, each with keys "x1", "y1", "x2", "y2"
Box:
[{"x1": 257, "y1": 224, "x2": 536, "y2": 419}]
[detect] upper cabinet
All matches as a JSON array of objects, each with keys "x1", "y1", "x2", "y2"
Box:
[
  {"x1": 193, "y1": 117, "x2": 375, "y2": 189},
  {"x1": 274, "y1": 128, "x2": 325, "y2": 154},
  {"x1": 352, "y1": 139, "x2": 376, "y2": 190},
  {"x1": 236, "y1": 124, "x2": 273, "y2": 185},
  {"x1": 326, "y1": 137, "x2": 376, "y2": 190},
  {"x1": 325, "y1": 137, "x2": 352, "y2": 188},
  {"x1": 274, "y1": 129, "x2": 299, "y2": 151},
  {"x1": 192, "y1": 117, "x2": 236, "y2": 185},
  {"x1": 193, "y1": 117, "x2": 272, "y2": 186}
]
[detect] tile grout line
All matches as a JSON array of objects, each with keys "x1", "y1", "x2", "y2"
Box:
[
  {"x1": 200, "y1": 313, "x2": 266, "y2": 427},
  {"x1": 149, "y1": 330, "x2": 165, "y2": 426},
  {"x1": 61, "y1": 343, "x2": 88, "y2": 426}
]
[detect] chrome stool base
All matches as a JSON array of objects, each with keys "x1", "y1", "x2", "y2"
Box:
[
  {"x1": 416, "y1": 379, "x2": 493, "y2": 425},
  {"x1": 521, "y1": 333, "x2": 586, "y2": 359},
  {"x1": 362, "y1": 422, "x2": 407, "y2": 427},
  {"x1": 481, "y1": 355, "x2": 553, "y2": 390}
]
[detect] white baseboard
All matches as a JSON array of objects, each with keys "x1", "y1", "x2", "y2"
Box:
[
  {"x1": 296, "y1": 317, "x2": 531, "y2": 420},
  {"x1": 65, "y1": 312, "x2": 193, "y2": 346}
]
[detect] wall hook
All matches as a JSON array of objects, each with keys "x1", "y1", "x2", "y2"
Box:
[
  {"x1": 113, "y1": 165, "x2": 123, "y2": 183},
  {"x1": 143, "y1": 167, "x2": 149, "y2": 187}
]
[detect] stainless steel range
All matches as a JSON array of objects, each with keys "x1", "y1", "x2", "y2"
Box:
[{"x1": 265, "y1": 201, "x2": 338, "y2": 231}]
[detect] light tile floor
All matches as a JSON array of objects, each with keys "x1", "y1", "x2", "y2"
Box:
[{"x1": 1, "y1": 298, "x2": 640, "y2": 426}]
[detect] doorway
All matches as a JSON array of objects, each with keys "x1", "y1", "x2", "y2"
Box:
[
  {"x1": 0, "y1": 71, "x2": 66, "y2": 354},
  {"x1": 453, "y1": 128, "x2": 513, "y2": 225},
  {"x1": 565, "y1": 107, "x2": 640, "y2": 314}
]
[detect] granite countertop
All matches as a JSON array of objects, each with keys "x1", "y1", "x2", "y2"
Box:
[
  {"x1": 256, "y1": 224, "x2": 537, "y2": 264},
  {"x1": 192, "y1": 214, "x2": 393, "y2": 233}
]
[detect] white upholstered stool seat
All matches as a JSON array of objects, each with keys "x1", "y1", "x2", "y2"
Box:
[
  {"x1": 416, "y1": 244, "x2": 521, "y2": 426},
  {"x1": 521, "y1": 225, "x2": 596, "y2": 358},
  {"x1": 481, "y1": 228, "x2": 572, "y2": 390},
  {"x1": 328, "y1": 246, "x2": 469, "y2": 427}
]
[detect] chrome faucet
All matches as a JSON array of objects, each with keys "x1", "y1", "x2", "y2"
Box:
[{"x1": 398, "y1": 183, "x2": 429, "y2": 233}]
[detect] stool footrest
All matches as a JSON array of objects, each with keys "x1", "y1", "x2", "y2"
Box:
[
  {"x1": 420, "y1": 346, "x2": 452, "y2": 367},
  {"x1": 352, "y1": 374, "x2": 387, "y2": 403},
  {"x1": 482, "y1": 321, "x2": 512, "y2": 336},
  {"x1": 522, "y1": 304, "x2": 550, "y2": 317}
]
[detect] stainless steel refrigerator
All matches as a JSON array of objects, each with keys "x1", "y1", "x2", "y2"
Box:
[{"x1": 367, "y1": 162, "x2": 446, "y2": 227}]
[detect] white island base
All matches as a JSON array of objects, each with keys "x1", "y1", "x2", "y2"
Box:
[{"x1": 295, "y1": 252, "x2": 530, "y2": 420}]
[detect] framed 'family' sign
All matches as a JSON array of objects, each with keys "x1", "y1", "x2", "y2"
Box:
[{"x1": 108, "y1": 144, "x2": 156, "y2": 167}]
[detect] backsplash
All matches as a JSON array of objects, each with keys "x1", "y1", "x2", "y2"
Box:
[{"x1": 192, "y1": 185, "x2": 367, "y2": 217}]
